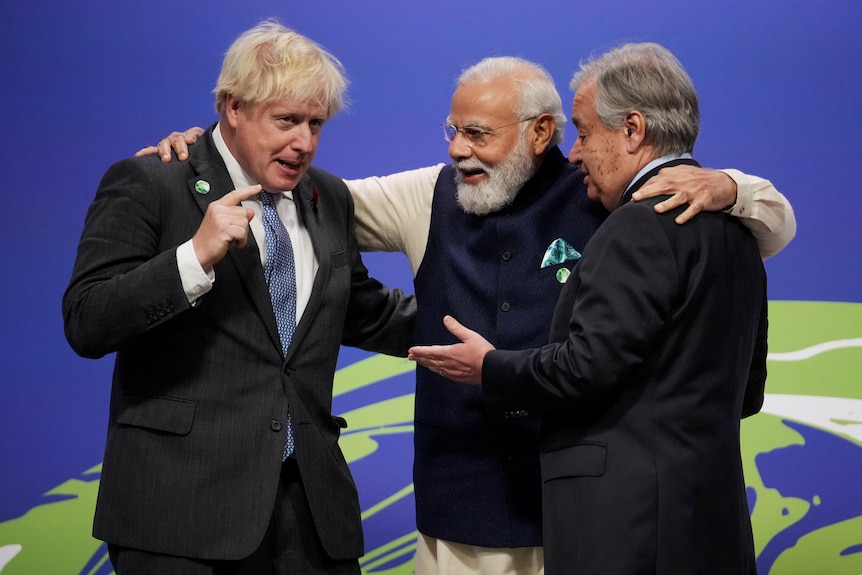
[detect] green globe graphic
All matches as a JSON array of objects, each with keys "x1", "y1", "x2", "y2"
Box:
[
  {"x1": 1, "y1": 301, "x2": 860, "y2": 574},
  {"x1": 742, "y1": 301, "x2": 862, "y2": 574}
]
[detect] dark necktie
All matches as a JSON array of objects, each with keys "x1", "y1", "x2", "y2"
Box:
[{"x1": 258, "y1": 191, "x2": 297, "y2": 459}]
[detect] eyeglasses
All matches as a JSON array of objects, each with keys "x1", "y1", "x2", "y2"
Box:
[{"x1": 441, "y1": 116, "x2": 538, "y2": 147}]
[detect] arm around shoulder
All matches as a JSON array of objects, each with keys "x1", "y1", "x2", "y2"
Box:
[
  {"x1": 345, "y1": 164, "x2": 444, "y2": 275},
  {"x1": 721, "y1": 169, "x2": 797, "y2": 259}
]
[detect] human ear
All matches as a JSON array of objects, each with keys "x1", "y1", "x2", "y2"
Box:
[
  {"x1": 624, "y1": 111, "x2": 646, "y2": 151},
  {"x1": 225, "y1": 95, "x2": 243, "y2": 127},
  {"x1": 531, "y1": 114, "x2": 556, "y2": 155}
]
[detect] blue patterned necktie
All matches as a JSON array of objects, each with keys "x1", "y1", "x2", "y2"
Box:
[{"x1": 258, "y1": 191, "x2": 297, "y2": 459}]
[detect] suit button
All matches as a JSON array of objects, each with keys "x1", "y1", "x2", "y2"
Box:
[
  {"x1": 271, "y1": 419, "x2": 282, "y2": 432},
  {"x1": 502, "y1": 251, "x2": 512, "y2": 261},
  {"x1": 501, "y1": 301, "x2": 511, "y2": 312}
]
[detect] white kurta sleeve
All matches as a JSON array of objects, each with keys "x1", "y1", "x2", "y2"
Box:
[
  {"x1": 345, "y1": 164, "x2": 444, "y2": 275},
  {"x1": 720, "y1": 169, "x2": 797, "y2": 259}
]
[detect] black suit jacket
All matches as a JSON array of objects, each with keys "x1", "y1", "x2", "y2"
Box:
[
  {"x1": 482, "y1": 159, "x2": 767, "y2": 574},
  {"x1": 63, "y1": 125, "x2": 415, "y2": 561}
]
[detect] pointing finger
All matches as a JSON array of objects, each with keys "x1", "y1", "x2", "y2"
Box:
[{"x1": 217, "y1": 184, "x2": 263, "y2": 206}]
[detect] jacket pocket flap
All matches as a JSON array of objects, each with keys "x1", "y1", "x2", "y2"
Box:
[
  {"x1": 116, "y1": 394, "x2": 196, "y2": 435},
  {"x1": 542, "y1": 442, "x2": 607, "y2": 480}
]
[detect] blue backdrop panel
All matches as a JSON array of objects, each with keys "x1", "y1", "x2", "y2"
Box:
[{"x1": 1, "y1": 1, "x2": 860, "y2": 573}]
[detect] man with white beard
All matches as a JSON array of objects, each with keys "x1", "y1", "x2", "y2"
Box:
[
  {"x1": 450, "y1": 118, "x2": 536, "y2": 215},
  {"x1": 143, "y1": 56, "x2": 795, "y2": 574},
  {"x1": 343, "y1": 57, "x2": 794, "y2": 574}
]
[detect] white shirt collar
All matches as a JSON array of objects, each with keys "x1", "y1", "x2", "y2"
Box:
[{"x1": 625, "y1": 153, "x2": 692, "y2": 193}]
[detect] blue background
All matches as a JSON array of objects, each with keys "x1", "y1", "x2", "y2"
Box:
[{"x1": 1, "y1": 0, "x2": 860, "y2": 552}]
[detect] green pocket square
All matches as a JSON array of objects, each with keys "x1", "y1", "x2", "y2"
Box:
[{"x1": 541, "y1": 238, "x2": 582, "y2": 268}]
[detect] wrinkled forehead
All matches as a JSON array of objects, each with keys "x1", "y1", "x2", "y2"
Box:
[
  {"x1": 449, "y1": 78, "x2": 520, "y2": 126},
  {"x1": 571, "y1": 79, "x2": 599, "y2": 128},
  {"x1": 239, "y1": 89, "x2": 333, "y2": 121},
  {"x1": 251, "y1": 94, "x2": 329, "y2": 118}
]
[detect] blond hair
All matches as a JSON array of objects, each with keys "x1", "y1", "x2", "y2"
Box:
[{"x1": 214, "y1": 20, "x2": 348, "y2": 119}]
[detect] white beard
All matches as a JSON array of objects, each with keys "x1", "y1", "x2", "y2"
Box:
[{"x1": 453, "y1": 136, "x2": 538, "y2": 216}]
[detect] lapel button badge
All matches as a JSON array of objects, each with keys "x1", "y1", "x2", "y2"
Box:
[{"x1": 556, "y1": 267, "x2": 571, "y2": 284}]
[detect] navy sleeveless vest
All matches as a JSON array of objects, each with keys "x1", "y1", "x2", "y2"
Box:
[{"x1": 412, "y1": 147, "x2": 607, "y2": 547}]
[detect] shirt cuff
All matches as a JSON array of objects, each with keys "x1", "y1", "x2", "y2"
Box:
[
  {"x1": 177, "y1": 240, "x2": 214, "y2": 305},
  {"x1": 719, "y1": 168, "x2": 753, "y2": 217}
]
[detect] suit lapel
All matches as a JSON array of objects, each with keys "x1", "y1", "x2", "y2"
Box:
[
  {"x1": 187, "y1": 128, "x2": 284, "y2": 355},
  {"x1": 288, "y1": 174, "x2": 330, "y2": 360}
]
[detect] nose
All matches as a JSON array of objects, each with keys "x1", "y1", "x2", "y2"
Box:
[
  {"x1": 568, "y1": 139, "x2": 582, "y2": 164},
  {"x1": 291, "y1": 122, "x2": 315, "y2": 153},
  {"x1": 448, "y1": 131, "x2": 473, "y2": 161}
]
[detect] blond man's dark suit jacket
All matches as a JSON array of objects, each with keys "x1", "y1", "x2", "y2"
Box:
[
  {"x1": 63, "y1": 125, "x2": 415, "y2": 561},
  {"x1": 482, "y1": 159, "x2": 767, "y2": 574}
]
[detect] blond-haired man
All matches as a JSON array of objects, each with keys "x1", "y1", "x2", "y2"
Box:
[{"x1": 64, "y1": 21, "x2": 414, "y2": 574}]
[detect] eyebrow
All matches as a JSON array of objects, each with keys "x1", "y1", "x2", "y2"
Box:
[{"x1": 447, "y1": 119, "x2": 490, "y2": 129}]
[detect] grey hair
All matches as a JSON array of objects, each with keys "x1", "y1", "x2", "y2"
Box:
[
  {"x1": 214, "y1": 19, "x2": 348, "y2": 120},
  {"x1": 458, "y1": 56, "x2": 566, "y2": 146},
  {"x1": 569, "y1": 43, "x2": 699, "y2": 155}
]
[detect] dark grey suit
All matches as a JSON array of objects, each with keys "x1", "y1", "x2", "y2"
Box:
[
  {"x1": 482, "y1": 159, "x2": 767, "y2": 574},
  {"x1": 63, "y1": 125, "x2": 415, "y2": 563}
]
